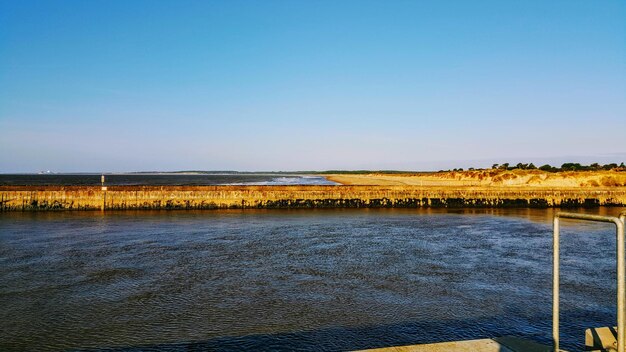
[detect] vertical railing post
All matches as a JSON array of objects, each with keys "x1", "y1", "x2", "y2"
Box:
[
  {"x1": 618, "y1": 212, "x2": 626, "y2": 352},
  {"x1": 553, "y1": 216, "x2": 560, "y2": 352}
]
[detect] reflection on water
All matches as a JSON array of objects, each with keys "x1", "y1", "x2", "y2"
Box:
[{"x1": 1, "y1": 208, "x2": 625, "y2": 351}]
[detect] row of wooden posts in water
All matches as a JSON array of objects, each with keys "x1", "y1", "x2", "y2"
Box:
[{"x1": 1, "y1": 185, "x2": 625, "y2": 211}]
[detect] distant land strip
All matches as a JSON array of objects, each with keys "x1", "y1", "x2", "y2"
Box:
[{"x1": 1, "y1": 185, "x2": 625, "y2": 211}]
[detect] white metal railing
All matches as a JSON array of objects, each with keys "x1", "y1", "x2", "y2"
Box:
[{"x1": 553, "y1": 211, "x2": 626, "y2": 352}]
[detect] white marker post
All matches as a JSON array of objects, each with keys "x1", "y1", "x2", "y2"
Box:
[{"x1": 101, "y1": 175, "x2": 106, "y2": 211}]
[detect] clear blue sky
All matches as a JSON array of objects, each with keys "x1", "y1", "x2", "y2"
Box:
[{"x1": 1, "y1": 0, "x2": 625, "y2": 172}]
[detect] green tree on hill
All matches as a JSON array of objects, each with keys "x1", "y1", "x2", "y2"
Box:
[
  {"x1": 561, "y1": 163, "x2": 583, "y2": 171},
  {"x1": 539, "y1": 164, "x2": 555, "y2": 172}
]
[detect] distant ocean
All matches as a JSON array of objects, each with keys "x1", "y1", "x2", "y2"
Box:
[{"x1": 0, "y1": 174, "x2": 338, "y2": 186}]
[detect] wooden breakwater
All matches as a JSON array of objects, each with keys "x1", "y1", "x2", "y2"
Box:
[{"x1": 1, "y1": 185, "x2": 626, "y2": 211}]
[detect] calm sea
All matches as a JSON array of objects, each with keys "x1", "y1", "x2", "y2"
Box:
[
  {"x1": 0, "y1": 174, "x2": 337, "y2": 186},
  {"x1": 1, "y1": 208, "x2": 624, "y2": 351}
]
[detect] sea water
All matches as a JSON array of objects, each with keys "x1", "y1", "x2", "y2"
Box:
[
  {"x1": 0, "y1": 173, "x2": 338, "y2": 186},
  {"x1": 1, "y1": 208, "x2": 624, "y2": 351}
]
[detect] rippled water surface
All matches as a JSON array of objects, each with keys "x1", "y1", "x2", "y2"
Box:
[
  {"x1": 1, "y1": 208, "x2": 624, "y2": 351},
  {"x1": 0, "y1": 174, "x2": 337, "y2": 186}
]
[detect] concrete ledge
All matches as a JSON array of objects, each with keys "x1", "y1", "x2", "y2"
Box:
[
  {"x1": 585, "y1": 326, "x2": 617, "y2": 351},
  {"x1": 354, "y1": 336, "x2": 555, "y2": 352}
]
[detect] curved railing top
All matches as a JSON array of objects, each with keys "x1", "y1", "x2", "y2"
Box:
[{"x1": 556, "y1": 211, "x2": 623, "y2": 224}]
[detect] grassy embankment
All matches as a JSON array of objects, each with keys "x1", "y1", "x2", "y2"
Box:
[
  {"x1": 1, "y1": 169, "x2": 625, "y2": 211},
  {"x1": 325, "y1": 169, "x2": 626, "y2": 187}
]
